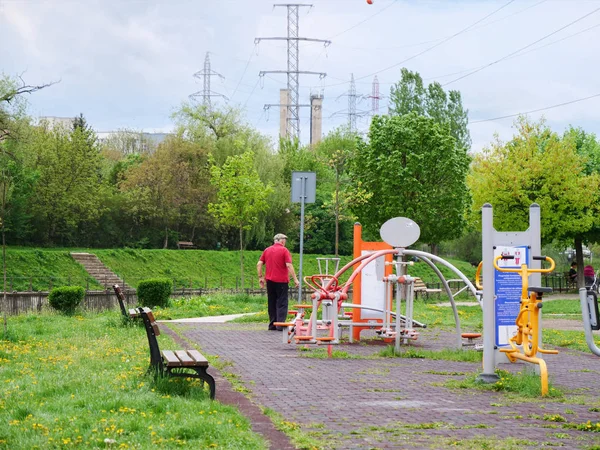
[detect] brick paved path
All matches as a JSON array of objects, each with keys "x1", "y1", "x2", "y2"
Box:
[{"x1": 175, "y1": 323, "x2": 600, "y2": 449}]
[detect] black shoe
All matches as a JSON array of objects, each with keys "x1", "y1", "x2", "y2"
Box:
[{"x1": 275, "y1": 327, "x2": 284, "y2": 331}]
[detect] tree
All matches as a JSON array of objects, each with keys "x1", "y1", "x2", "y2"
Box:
[
  {"x1": 73, "y1": 113, "x2": 98, "y2": 149},
  {"x1": 390, "y1": 68, "x2": 471, "y2": 151},
  {"x1": 174, "y1": 103, "x2": 289, "y2": 251},
  {"x1": 562, "y1": 126, "x2": 600, "y2": 285},
  {"x1": 209, "y1": 151, "x2": 273, "y2": 287},
  {"x1": 468, "y1": 117, "x2": 600, "y2": 287},
  {"x1": 348, "y1": 113, "x2": 470, "y2": 251},
  {"x1": 1, "y1": 74, "x2": 53, "y2": 333},
  {"x1": 25, "y1": 121, "x2": 105, "y2": 244},
  {"x1": 120, "y1": 136, "x2": 214, "y2": 248},
  {"x1": 0, "y1": 74, "x2": 55, "y2": 143},
  {"x1": 315, "y1": 126, "x2": 358, "y2": 255}
]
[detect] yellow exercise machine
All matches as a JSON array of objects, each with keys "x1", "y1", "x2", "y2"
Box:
[{"x1": 493, "y1": 254, "x2": 558, "y2": 396}]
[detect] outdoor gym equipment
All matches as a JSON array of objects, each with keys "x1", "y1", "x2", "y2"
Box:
[
  {"x1": 479, "y1": 203, "x2": 544, "y2": 384},
  {"x1": 579, "y1": 288, "x2": 600, "y2": 357},
  {"x1": 494, "y1": 254, "x2": 558, "y2": 396},
  {"x1": 277, "y1": 217, "x2": 480, "y2": 354}
]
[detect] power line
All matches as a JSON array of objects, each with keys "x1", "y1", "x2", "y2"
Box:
[
  {"x1": 424, "y1": 21, "x2": 600, "y2": 82},
  {"x1": 230, "y1": 44, "x2": 258, "y2": 101},
  {"x1": 443, "y1": 6, "x2": 600, "y2": 86},
  {"x1": 471, "y1": 92, "x2": 600, "y2": 124},
  {"x1": 333, "y1": 0, "x2": 547, "y2": 53},
  {"x1": 243, "y1": 78, "x2": 261, "y2": 109},
  {"x1": 324, "y1": 0, "x2": 398, "y2": 41},
  {"x1": 321, "y1": 0, "x2": 516, "y2": 88}
]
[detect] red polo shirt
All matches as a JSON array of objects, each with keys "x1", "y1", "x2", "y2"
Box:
[{"x1": 259, "y1": 242, "x2": 292, "y2": 283}]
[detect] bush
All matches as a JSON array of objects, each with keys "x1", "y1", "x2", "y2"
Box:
[
  {"x1": 137, "y1": 278, "x2": 172, "y2": 308},
  {"x1": 48, "y1": 286, "x2": 85, "y2": 315}
]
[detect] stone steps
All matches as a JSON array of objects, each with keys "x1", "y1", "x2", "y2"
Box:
[{"x1": 70, "y1": 252, "x2": 130, "y2": 289}]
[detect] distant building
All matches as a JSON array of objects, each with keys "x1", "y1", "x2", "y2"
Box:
[
  {"x1": 38, "y1": 116, "x2": 75, "y2": 130},
  {"x1": 38, "y1": 116, "x2": 170, "y2": 154},
  {"x1": 96, "y1": 131, "x2": 170, "y2": 155}
]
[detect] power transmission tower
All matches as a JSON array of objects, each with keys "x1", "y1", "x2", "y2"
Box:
[
  {"x1": 370, "y1": 75, "x2": 380, "y2": 115},
  {"x1": 364, "y1": 75, "x2": 386, "y2": 117},
  {"x1": 256, "y1": 4, "x2": 330, "y2": 141},
  {"x1": 348, "y1": 73, "x2": 358, "y2": 131},
  {"x1": 332, "y1": 74, "x2": 368, "y2": 133},
  {"x1": 189, "y1": 52, "x2": 228, "y2": 109}
]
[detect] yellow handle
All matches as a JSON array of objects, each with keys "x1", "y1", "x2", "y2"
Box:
[
  {"x1": 493, "y1": 255, "x2": 555, "y2": 274},
  {"x1": 475, "y1": 261, "x2": 483, "y2": 290}
]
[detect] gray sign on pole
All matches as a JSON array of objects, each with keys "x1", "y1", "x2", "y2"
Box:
[
  {"x1": 291, "y1": 171, "x2": 316, "y2": 304},
  {"x1": 291, "y1": 172, "x2": 316, "y2": 204}
]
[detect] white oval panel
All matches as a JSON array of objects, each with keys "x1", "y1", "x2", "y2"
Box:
[{"x1": 380, "y1": 217, "x2": 420, "y2": 248}]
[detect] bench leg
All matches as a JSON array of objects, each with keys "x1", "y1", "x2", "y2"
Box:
[{"x1": 166, "y1": 367, "x2": 216, "y2": 400}]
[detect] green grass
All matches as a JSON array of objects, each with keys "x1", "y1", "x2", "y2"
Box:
[
  {"x1": 543, "y1": 299, "x2": 585, "y2": 317},
  {"x1": 412, "y1": 302, "x2": 482, "y2": 331},
  {"x1": 262, "y1": 408, "x2": 325, "y2": 450},
  {"x1": 2, "y1": 246, "x2": 477, "y2": 290},
  {"x1": 154, "y1": 293, "x2": 266, "y2": 321},
  {"x1": 95, "y1": 248, "x2": 354, "y2": 289},
  {"x1": 0, "y1": 249, "x2": 102, "y2": 291},
  {"x1": 378, "y1": 346, "x2": 483, "y2": 362},
  {"x1": 446, "y1": 368, "x2": 564, "y2": 398},
  {"x1": 543, "y1": 328, "x2": 600, "y2": 352},
  {"x1": 0, "y1": 312, "x2": 267, "y2": 449}
]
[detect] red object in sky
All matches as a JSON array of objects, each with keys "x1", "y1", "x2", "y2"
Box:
[{"x1": 367, "y1": 0, "x2": 373, "y2": 4}]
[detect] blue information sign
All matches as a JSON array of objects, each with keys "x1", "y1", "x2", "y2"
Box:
[{"x1": 494, "y1": 246, "x2": 528, "y2": 347}]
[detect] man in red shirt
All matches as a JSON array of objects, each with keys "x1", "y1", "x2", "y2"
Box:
[{"x1": 257, "y1": 233, "x2": 300, "y2": 331}]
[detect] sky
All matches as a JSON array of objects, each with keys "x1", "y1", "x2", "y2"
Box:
[{"x1": 1, "y1": 0, "x2": 599, "y2": 152}]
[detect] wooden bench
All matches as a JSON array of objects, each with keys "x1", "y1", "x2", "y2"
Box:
[
  {"x1": 113, "y1": 284, "x2": 139, "y2": 319},
  {"x1": 413, "y1": 277, "x2": 442, "y2": 295},
  {"x1": 138, "y1": 308, "x2": 215, "y2": 399},
  {"x1": 177, "y1": 241, "x2": 196, "y2": 250}
]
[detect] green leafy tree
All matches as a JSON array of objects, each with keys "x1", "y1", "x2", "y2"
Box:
[
  {"x1": 315, "y1": 126, "x2": 358, "y2": 255},
  {"x1": 25, "y1": 120, "x2": 105, "y2": 244},
  {"x1": 0, "y1": 74, "x2": 53, "y2": 333},
  {"x1": 390, "y1": 68, "x2": 471, "y2": 151},
  {"x1": 561, "y1": 127, "x2": 600, "y2": 284},
  {"x1": 174, "y1": 103, "x2": 288, "y2": 250},
  {"x1": 348, "y1": 113, "x2": 470, "y2": 251},
  {"x1": 468, "y1": 118, "x2": 600, "y2": 287},
  {"x1": 120, "y1": 136, "x2": 214, "y2": 248},
  {"x1": 209, "y1": 151, "x2": 273, "y2": 287}
]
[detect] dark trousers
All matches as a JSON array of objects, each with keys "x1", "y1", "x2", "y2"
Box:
[{"x1": 266, "y1": 280, "x2": 289, "y2": 329}]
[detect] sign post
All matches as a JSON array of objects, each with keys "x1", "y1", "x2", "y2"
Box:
[{"x1": 291, "y1": 172, "x2": 316, "y2": 303}]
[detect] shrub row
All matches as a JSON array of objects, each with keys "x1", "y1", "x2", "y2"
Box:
[{"x1": 48, "y1": 278, "x2": 173, "y2": 315}]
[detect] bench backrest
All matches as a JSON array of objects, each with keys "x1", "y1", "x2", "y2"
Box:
[
  {"x1": 412, "y1": 277, "x2": 428, "y2": 292},
  {"x1": 139, "y1": 308, "x2": 163, "y2": 372},
  {"x1": 113, "y1": 285, "x2": 128, "y2": 318}
]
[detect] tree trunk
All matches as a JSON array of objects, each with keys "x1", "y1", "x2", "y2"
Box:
[
  {"x1": 575, "y1": 237, "x2": 584, "y2": 289},
  {"x1": 239, "y1": 226, "x2": 244, "y2": 289},
  {"x1": 335, "y1": 170, "x2": 339, "y2": 257},
  {"x1": 1, "y1": 179, "x2": 7, "y2": 334},
  {"x1": 163, "y1": 226, "x2": 169, "y2": 249},
  {"x1": 2, "y1": 224, "x2": 7, "y2": 335}
]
